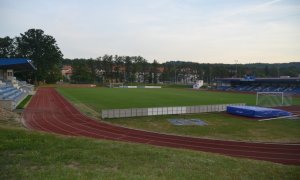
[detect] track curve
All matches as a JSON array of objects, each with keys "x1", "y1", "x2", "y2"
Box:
[{"x1": 23, "y1": 88, "x2": 300, "y2": 165}]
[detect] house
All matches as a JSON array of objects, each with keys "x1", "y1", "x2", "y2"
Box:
[{"x1": 61, "y1": 65, "x2": 73, "y2": 80}]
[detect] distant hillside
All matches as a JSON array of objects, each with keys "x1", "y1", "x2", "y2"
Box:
[{"x1": 245, "y1": 62, "x2": 300, "y2": 69}]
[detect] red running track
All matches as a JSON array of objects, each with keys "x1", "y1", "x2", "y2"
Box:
[{"x1": 23, "y1": 88, "x2": 300, "y2": 165}]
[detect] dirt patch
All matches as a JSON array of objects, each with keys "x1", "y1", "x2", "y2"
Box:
[
  {"x1": 207, "y1": 89, "x2": 256, "y2": 95},
  {"x1": 56, "y1": 84, "x2": 97, "y2": 88},
  {"x1": 0, "y1": 108, "x2": 22, "y2": 127},
  {"x1": 274, "y1": 106, "x2": 300, "y2": 119},
  {"x1": 275, "y1": 105, "x2": 300, "y2": 113},
  {"x1": 66, "y1": 161, "x2": 80, "y2": 170}
]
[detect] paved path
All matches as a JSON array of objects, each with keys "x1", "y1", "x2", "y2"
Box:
[{"x1": 23, "y1": 88, "x2": 300, "y2": 165}]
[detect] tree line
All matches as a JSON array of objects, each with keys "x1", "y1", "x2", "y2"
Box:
[
  {"x1": 63, "y1": 57, "x2": 300, "y2": 84},
  {"x1": 1, "y1": 28, "x2": 300, "y2": 85},
  {"x1": 63, "y1": 56, "x2": 161, "y2": 84}
]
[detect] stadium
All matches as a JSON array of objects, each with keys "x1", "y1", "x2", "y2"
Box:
[
  {"x1": 1, "y1": 55, "x2": 300, "y2": 179},
  {"x1": 1, "y1": 0, "x2": 300, "y2": 178},
  {"x1": 216, "y1": 77, "x2": 300, "y2": 93}
]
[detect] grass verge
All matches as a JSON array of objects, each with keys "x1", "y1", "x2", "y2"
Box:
[
  {"x1": 1, "y1": 125, "x2": 300, "y2": 179},
  {"x1": 104, "y1": 112, "x2": 300, "y2": 143},
  {"x1": 16, "y1": 95, "x2": 32, "y2": 109}
]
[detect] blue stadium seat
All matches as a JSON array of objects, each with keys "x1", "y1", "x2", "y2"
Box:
[
  {"x1": 2, "y1": 89, "x2": 19, "y2": 99},
  {"x1": 11, "y1": 91, "x2": 23, "y2": 101},
  {"x1": 216, "y1": 85, "x2": 299, "y2": 93}
]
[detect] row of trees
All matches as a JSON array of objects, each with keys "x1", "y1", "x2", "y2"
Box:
[
  {"x1": 1, "y1": 28, "x2": 300, "y2": 84},
  {"x1": 64, "y1": 57, "x2": 300, "y2": 84},
  {"x1": 0, "y1": 29, "x2": 63, "y2": 83},
  {"x1": 63, "y1": 56, "x2": 160, "y2": 84}
]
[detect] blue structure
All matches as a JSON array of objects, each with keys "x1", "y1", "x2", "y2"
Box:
[
  {"x1": 227, "y1": 105, "x2": 292, "y2": 118},
  {"x1": 0, "y1": 58, "x2": 36, "y2": 71},
  {"x1": 215, "y1": 77, "x2": 300, "y2": 93},
  {"x1": 0, "y1": 58, "x2": 36, "y2": 110},
  {"x1": 0, "y1": 58, "x2": 36, "y2": 82}
]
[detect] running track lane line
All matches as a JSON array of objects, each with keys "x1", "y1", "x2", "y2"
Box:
[{"x1": 23, "y1": 87, "x2": 300, "y2": 165}]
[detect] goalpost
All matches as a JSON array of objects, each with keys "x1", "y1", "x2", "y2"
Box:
[
  {"x1": 256, "y1": 92, "x2": 293, "y2": 107},
  {"x1": 109, "y1": 83, "x2": 124, "y2": 88}
]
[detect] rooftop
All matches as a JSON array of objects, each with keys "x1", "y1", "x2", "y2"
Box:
[{"x1": 0, "y1": 58, "x2": 37, "y2": 71}]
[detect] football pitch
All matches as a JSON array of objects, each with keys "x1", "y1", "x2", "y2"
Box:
[
  {"x1": 57, "y1": 87, "x2": 256, "y2": 110},
  {"x1": 56, "y1": 87, "x2": 300, "y2": 143}
]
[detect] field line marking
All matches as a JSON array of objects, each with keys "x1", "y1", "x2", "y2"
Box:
[{"x1": 258, "y1": 114, "x2": 300, "y2": 121}]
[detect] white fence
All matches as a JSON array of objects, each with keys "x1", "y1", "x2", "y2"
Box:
[{"x1": 102, "y1": 103, "x2": 245, "y2": 119}]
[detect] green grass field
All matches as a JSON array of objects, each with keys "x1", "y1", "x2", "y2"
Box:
[
  {"x1": 1, "y1": 125, "x2": 299, "y2": 179},
  {"x1": 57, "y1": 88, "x2": 257, "y2": 110},
  {"x1": 57, "y1": 87, "x2": 300, "y2": 143},
  {"x1": 107, "y1": 113, "x2": 300, "y2": 143}
]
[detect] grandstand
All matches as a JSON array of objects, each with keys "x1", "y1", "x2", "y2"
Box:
[
  {"x1": 215, "y1": 77, "x2": 300, "y2": 94},
  {"x1": 0, "y1": 58, "x2": 36, "y2": 110}
]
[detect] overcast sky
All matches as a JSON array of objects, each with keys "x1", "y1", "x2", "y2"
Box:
[{"x1": 1, "y1": 0, "x2": 299, "y2": 64}]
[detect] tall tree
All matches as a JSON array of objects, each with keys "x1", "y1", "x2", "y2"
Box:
[
  {"x1": 114, "y1": 55, "x2": 124, "y2": 82},
  {"x1": 71, "y1": 59, "x2": 93, "y2": 83},
  {"x1": 0, "y1": 36, "x2": 16, "y2": 58},
  {"x1": 87, "y1": 58, "x2": 97, "y2": 83},
  {"x1": 150, "y1": 60, "x2": 159, "y2": 84},
  {"x1": 15, "y1": 29, "x2": 63, "y2": 83},
  {"x1": 264, "y1": 65, "x2": 269, "y2": 77},
  {"x1": 124, "y1": 56, "x2": 133, "y2": 83},
  {"x1": 101, "y1": 55, "x2": 114, "y2": 83}
]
